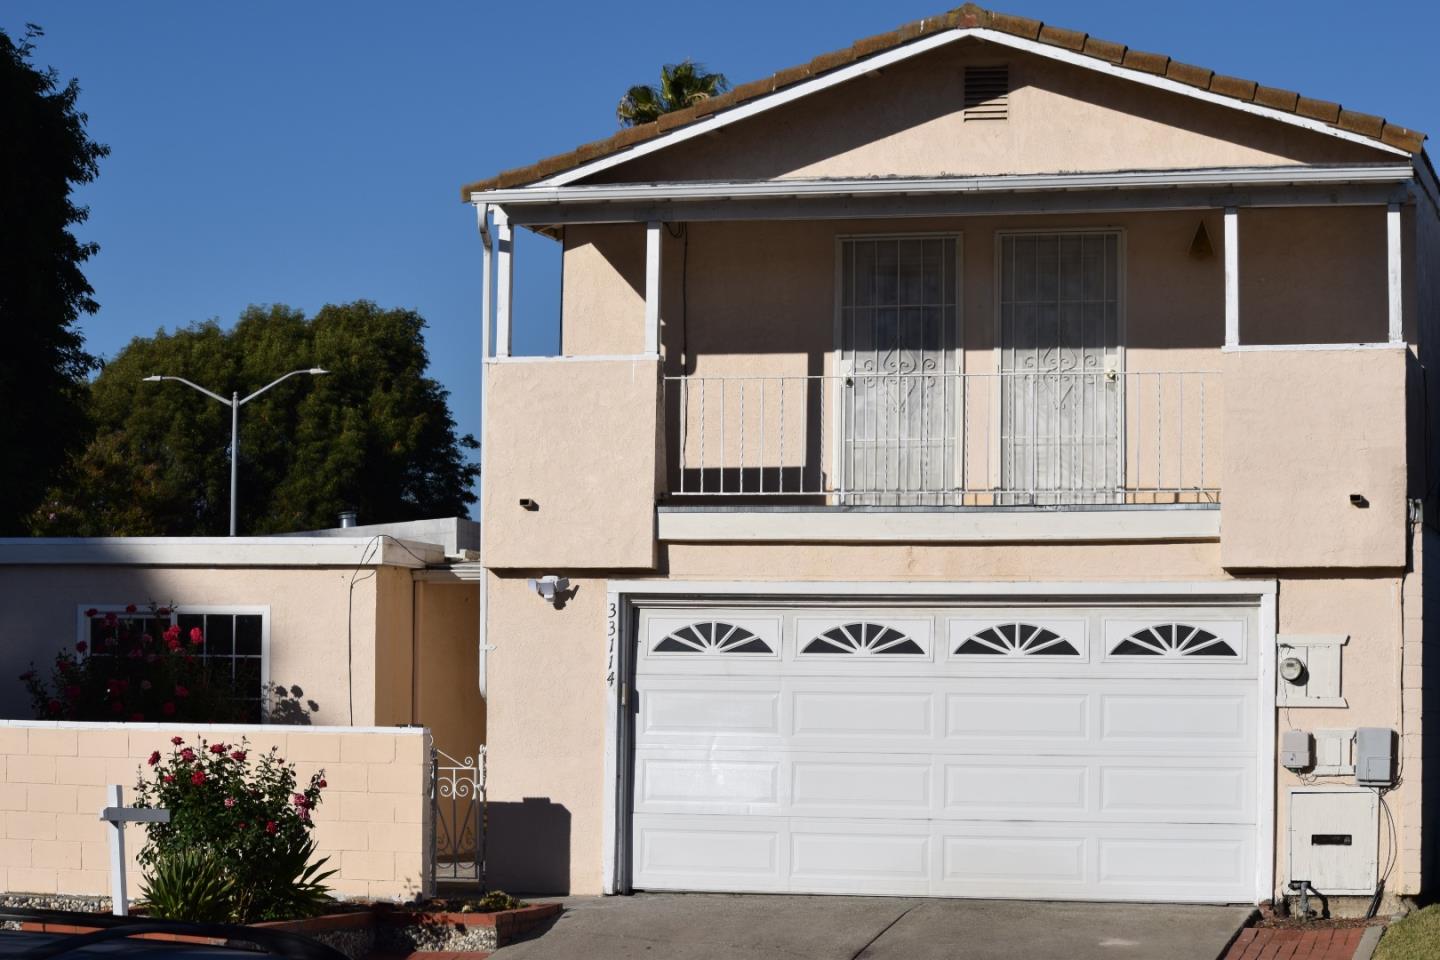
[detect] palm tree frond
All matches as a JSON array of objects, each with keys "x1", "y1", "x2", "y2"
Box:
[{"x1": 619, "y1": 59, "x2": 729, "y2": 127}]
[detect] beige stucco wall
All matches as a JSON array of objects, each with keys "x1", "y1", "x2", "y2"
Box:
[
  {"x1": 482, "y1": 357, "x2": 662, "y2": 570},
  {"x1": 592, "y1": 41, "x2": 1388, "y2": 186},
  {"x1": 1221, "y1": 348, "x2": 1409, "y2": 570},
  {"x1": 373, "y1": 565, "x2": 415, "y2": 726},
  {"x1": 0, "y1": 721, "x2": 430, "y2": 900},
  {"x1": 0, "y1": 566, "x2": 394, "y2": 727},
  {"x1": 414, "y1": 581, "x2": 485, "y2": 758}
]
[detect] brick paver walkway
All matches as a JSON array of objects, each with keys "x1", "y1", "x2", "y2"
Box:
[{"x1": 1223, "y1": 926, "x2": 1369, "y2": 960}]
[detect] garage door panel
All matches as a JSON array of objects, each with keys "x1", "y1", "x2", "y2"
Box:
[{"x1": 631, "y1": 602, "x2": 1263, "y2": 902}]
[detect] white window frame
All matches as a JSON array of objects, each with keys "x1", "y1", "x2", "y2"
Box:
[{"x1": 74, "y1": 604, "x2": 272, "y2": 710}]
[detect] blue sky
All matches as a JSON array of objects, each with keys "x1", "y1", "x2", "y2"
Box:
[{"x1": 5, "y1": 1, "x2": 1437, "y2": 517}]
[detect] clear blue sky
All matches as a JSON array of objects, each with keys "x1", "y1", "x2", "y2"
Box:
[{"x1": 5, "y1": 2, "x2": 1437, "y2": 517}]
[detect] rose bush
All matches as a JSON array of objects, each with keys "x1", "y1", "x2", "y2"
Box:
[
  {"x1": 19, "y1": 605, "x2": 246, "y2": 722},
  {"x1": 134, "y1": 736, "x2": 334, "y2": 922}
]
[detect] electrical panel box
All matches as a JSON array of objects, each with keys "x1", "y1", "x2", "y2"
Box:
[
  {"x1": 1276, "y1": 634, "x2": 1348, "y2": 707},
  {"x1": 1281, "y1": 729, "x2": 1313, "y2": 770},
  {"x1": 1289, "y1": 787, "x2": 1379, "y2": 895},
  {"x1": 1356, "y1": 727, "x2": 1395, "y2": 787}
]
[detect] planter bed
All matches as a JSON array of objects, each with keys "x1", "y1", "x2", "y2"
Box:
[{"x1": 17, "y1": 901, "x2": 563, "y2": 959}]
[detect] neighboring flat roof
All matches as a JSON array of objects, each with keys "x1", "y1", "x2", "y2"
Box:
[
  {"x1": 461, "y1": 3, "x2": 1426, "y2": 198},
  {"x1": 0, "y1": 536, "x2": 445, "y2": 568}
]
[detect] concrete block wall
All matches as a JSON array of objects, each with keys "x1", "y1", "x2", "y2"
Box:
[{"x1": 0, "y1": 721, "x2": 431, "y2": 901}]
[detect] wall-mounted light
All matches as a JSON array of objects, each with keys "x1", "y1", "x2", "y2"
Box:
[
  {"x1": 1349, "y1": 494, "x2": 1369, "y2": 508},
  {"x1": 527, "y1": 575, "x2": 570, "y2": 608}
]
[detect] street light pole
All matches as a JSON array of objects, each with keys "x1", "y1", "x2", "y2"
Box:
[{"x1": 142, "y1": 368, "x2": 329, "y2": 535}]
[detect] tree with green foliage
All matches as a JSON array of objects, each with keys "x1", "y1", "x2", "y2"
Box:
[
  {"x1": 617, "y1": 60, "x2": 729, "y2": 126},
  {"x1": 0, "y1": 25, "x2": 108, "y2": 534},
  {"x1": 30, "y1": 301, "x2": 478, "y2": 535}
]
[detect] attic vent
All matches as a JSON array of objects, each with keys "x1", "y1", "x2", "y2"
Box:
[{"x1": 964, "y1": 65, "x2": 1009, "y2": 120}]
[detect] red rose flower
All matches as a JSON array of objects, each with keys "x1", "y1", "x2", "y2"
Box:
[
  {"x1": 179, "y1": 747, "x2": 195, "y2": 762},
  {"x1": 147, "y1": 751, "x2": 161, "y2": 766},
  {"x1": 265, "y1": 821, "x2": 277, "y2": 834},
  {"x1": 163, "y1": 774, "x2": 175, "y2": 784},
  {"x1": 56, "y1": 660, "x2": 70, "y2": 674},
  {"x1": 156, "y1": 607, "x2": 171, "y2": 616},
  {"x1": 230, "y1": 750, "x2": 247, "y2": 762},
  {"x1": 292, "y1": 793, "x2": 311, "y2": 809},
  {"x1": 209, "y1": 743, "x2": 226, "y2": 754},
  {"x1": 162, "y1": 702, "x2": 177, "y2": 717},
  {"x1": 165, "y1": 638, "x2": 181, "y2": 652},
  {"x1": 84, "y1": 608, "x2": 98, "y2": 617},
  {"x1": 317, "y1": 779, "x2": 327, "y2": 789},
  {"x1": 104, "y1": 612, "x2": 117, "y2": 626},
  {"x1": 190, "y1": 770, "x2": 206, "y2": 786},
  {"x1": 175, "y1": 685, "x2": 190, "y2": 699},
  {"x1": 171, "y1": 736, "x2": 184, "y2": 745},
  {"x1": 75, "y1": 641, "x2": 87, "y2": 654},
  {"x1": 140, "y1": 633, "x2": 153, "y2": 646},
  {"x1": 189, "y1": 627, "x2": 204, "y2": 645},
  {"x1": 130, "y1": 712, "x2": 145, "y2": 722},
  {"x1": 238, "y1": 821, "x2": 247, "y2": 829},
  {"x1": 124, "y1": 604, "x2": 137, "y2": 613}
]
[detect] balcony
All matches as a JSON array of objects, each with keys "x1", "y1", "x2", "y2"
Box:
[{"x1": 665, "y1": 369, "x2": 1220, "y2": 508}]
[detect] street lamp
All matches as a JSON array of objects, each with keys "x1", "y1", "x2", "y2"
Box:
[{"x1": 142, "y1": 368, "x2": 329, "y2": 536}]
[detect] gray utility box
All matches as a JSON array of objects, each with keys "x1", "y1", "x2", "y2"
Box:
[
  {"x1": 1355, "y1": 727, "x2": 1395, "y2": 787},
  {"x1": 1288, "y1": 787, "x2": 1379, "y2": 895}
]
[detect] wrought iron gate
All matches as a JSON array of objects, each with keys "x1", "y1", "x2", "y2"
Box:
[{"x1": 429, "y1": 746, "x2": 485, "y2": 887}]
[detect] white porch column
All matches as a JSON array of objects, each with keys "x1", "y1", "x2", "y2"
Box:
[
  {"x1": 478, "y1": 204, "x2": 493, "y2": 360},
  {"x1": 645, "y1": 221, "x2": 662, "y2": 356},
  {"x1": 495, "y1": 206, "x2": 514, "y2": 358},
  {"x1": 1387, "y1": 201, "x2": 1403, "y2": 344},
  {"x1": 1224, "y1": 207, "x2": 1239, "y2": 348}
]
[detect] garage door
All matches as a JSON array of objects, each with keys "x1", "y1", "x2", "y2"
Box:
[{"x1": 628, "y1": 602, "x2": 1261, "y2": 902}]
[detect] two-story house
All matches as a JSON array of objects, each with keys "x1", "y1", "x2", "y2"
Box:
[{"x1": 463, "y1": 5, "x2": 1438, "y2": 909}]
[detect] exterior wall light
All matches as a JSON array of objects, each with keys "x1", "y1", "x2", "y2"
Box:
[{"x1": 527, "y1": 575, "x2": 570, "y2": 607}]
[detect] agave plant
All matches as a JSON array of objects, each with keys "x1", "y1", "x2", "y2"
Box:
[
  {"x1": 140, "y1": 849, "x2": 235, "y2": 923},
  {"x1": 617, "y1": 60, "x2": 729, "y2": 127}
]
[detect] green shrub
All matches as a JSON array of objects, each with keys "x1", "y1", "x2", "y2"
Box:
[{"x1": 134, "y1": 736, "x2": 335, "y2": 923}]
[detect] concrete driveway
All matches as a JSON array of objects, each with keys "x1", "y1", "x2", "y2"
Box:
[{"x1": 493, "y1": 894, "x2": 1254, "y2": 960}]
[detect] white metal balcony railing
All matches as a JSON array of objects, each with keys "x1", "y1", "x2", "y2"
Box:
[{"x1": 666, "y1": 370, "x2": 1221, "y2": 506}]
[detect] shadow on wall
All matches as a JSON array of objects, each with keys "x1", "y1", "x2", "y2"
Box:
[
  {"x1": 266, "y1": 683, "x2": 320, "y2": 725},
  {"x1": 487, "y1": 798, "x2": 572, "y2": 895},
  {"x1": 1421, "y1": 526, "x2": 1440, "y2": 893}
]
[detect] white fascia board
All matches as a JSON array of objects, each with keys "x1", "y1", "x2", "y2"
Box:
[
  {"x1": 606, "y1": 578, "x2": 1277, "y2": 599},
  {"x1": 508, "y1": 26, "x2": 1409, "y2": 194},
  {"x1": 474, "y1": 164, "x2": 1413, "y2": 206},
  {"x1": 0, "y1": 718, "x2": 429, "y2": 737},
  {"x1": 0, "y1": 536, "x2": 444, "y2": 568},
  {"x1": 656, "y1": 506, "x2": 1220, "y2": 543}
]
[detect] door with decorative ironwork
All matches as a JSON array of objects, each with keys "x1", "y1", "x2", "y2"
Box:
[
  {"x1": 998, "y1": 231, "x2": 1123, "y2": 504},
  {"x1": 837, "y1": 236, "x2": 961, "y2": 504}
]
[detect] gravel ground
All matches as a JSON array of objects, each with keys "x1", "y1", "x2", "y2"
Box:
[
  {"x1": 377, "y1": 920, "x2": 498, "y2": 953},
  {"x1": 0, "y1": 893, "x2": 111, "y2": 930}
]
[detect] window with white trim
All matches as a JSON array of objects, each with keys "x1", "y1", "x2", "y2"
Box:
[{"x1": 79, "y1": 606, "x2": 268, "y2": 721}]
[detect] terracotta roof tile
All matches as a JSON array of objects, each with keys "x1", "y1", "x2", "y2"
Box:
[
  {"x1": 1081, "y1": 36, "x2": 1127, "y2": 64},
  {"x1": 1253, "y1": 85, "x2": 1300, "y2": 111},
  {"x1": 460, "y1": 4, "x2": 1425, "y2": 198},
  {"x1": 1121, "y1": 49, "x2": 1170, "y2": 75},
  {"x1": 1038, "y1": 24, "x2": 1087, "y2": 51},
  {"x1": 1295, "y1": 96, "x2": 1342, "y2": 123},
  {"x1": 1166, "y1": 60, "x2": 1213, "y2": 89},
  {"x1": 1208, "y1": 74, "x2": 1257, "y2": 101},
  {"x1": 1337, "y1": 109, "x2": 1385, "y2": 139}
]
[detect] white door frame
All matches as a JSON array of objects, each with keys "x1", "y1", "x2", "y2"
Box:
[
  {"x1": 830, "y1": 232, "x2": 965, "y2": 501},
  {"x1": 992, "y1": 227, "x2": 1127, "y2": 498},
  {"x1": 601, "y1": 579, "x2": 1278, "y2": 901}
]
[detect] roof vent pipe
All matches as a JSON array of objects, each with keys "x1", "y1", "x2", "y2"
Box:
[{"x1": 338, "y1": 510, "x2": 358, "y2": 528}]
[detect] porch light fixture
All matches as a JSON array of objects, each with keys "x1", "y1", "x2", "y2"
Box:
[
  {"x1": 527, "y1": 575, "x2": 570, "y2": 607},
  {"x1": 142, "y1": 368, "x2": 330, "y2": 536}
]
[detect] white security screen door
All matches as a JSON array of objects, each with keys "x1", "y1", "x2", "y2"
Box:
[
  {"x1": 998, "y1": 231, "x2": 1123, "y2": 504},
  {"x1": 837, "y1": 236, "x2": 960, "y2": 504},
  {"x1": 629, "y1": 602, "x2": 1262, "y2": 903}
]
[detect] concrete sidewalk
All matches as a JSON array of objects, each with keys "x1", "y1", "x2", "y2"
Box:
[{"x1": 492, "y1": 893, "x2": 1253, "y2": 960}]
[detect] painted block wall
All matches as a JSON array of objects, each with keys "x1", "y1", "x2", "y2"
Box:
[{"x1": 0, "y1": 721, "x2": 431, "y2": 901}]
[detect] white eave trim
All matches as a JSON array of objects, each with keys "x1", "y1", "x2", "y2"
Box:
[
  {"x1": 607, "y1": 578, "x2": 1276, "y2": 599},
  {"x1": 0, "y1": 536, "x2": 445, "y2": 568},
  {"x1": 510, "y1": 25, "x2": 1410, "y2": 193},
  {"x1": 473, "y1": 164, "x2": 1413, "y2": 206},
  {"x1": 656, "y1": 506, "x2": 1220, "y2": 544}
]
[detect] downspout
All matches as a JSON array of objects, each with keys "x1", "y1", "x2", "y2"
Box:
[{"x1": 477, "y1": 203, "x2": 493, "y2": 699}]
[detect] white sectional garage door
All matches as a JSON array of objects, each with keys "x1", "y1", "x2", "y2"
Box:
[{"x1": 629, "y1": 602, "x2": 1262, "y2": 902}]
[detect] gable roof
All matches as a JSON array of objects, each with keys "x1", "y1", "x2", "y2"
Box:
[{"x1": 461, "y1": 3, "x2": 1426, "y2": 200}]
